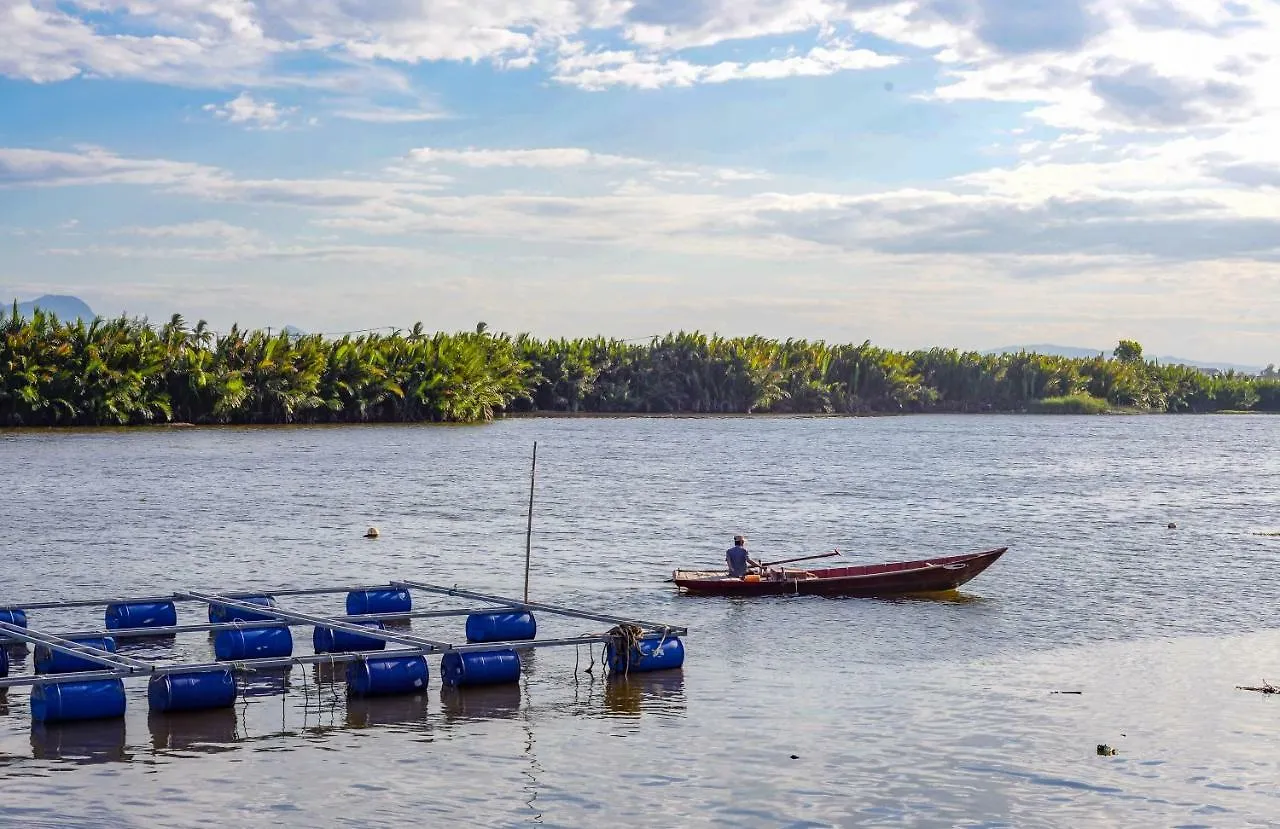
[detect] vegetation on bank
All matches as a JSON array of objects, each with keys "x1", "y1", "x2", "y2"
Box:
[
  {"x1": 1, "y1": 306, "x2": 1277, "y2": 426},
  {"x1": 1027, "y1": 394, "x2": 1111, "y2": 415}
]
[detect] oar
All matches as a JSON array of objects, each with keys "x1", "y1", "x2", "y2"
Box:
[{"x1": 759, "y1": 550, "x2": 841, "y2": 568}]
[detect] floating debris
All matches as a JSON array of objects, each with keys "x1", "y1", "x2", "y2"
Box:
[
  {"x1": 1167, "y1": 522, "x2": 1177, "y2": 529},
  {"x1": 1050, "y1": 690, "x2": 1083, "y2": 695},
  {"x1": 1237, "y1": 680, "x2": 1279, "y2": 695},
  {"x1": 1097, "y1": 744, "x2": 1117, "y2": 756},
  {"x1": 364, "y1": 527, "x2": 380, "y2": 539}
]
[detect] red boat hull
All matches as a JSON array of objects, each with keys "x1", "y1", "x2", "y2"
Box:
[{"x1": 671, "y1": 547, "x2": 1008, "y2": 597}]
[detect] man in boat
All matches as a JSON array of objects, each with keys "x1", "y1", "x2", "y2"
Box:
[{"x1": 726, "y1": 535, "x2": 762, "y2": 579}]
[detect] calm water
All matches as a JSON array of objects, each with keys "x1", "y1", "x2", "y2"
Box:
[{"x1": 1, "y1": 415, "x2": 1278, "y2": 828}]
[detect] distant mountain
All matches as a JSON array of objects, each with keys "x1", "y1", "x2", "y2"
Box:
[
  {"x1": 281, "y1": 325, "x2": 307, "y2": 337},
  {"x1": 984, "y1": 343, "x2": 1106, "y2": 360},
  {"x1": 7, "y1": 294, "x2": 96, "y2": 321},
  {"x1": 983, "y1": 343, "x2": 1264, "y2": 375}
]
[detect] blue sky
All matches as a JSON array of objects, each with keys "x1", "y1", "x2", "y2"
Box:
[{"x1": 1, "y1": 0, "x2": 1278, "y2": 363}]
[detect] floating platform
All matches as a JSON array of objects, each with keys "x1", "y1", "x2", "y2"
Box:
[{"x1": 0, "y1": 580, "x2": 687, "y2": 724}]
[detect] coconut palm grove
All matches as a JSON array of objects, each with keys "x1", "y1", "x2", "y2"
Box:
[{"x1": 1, "y1": 306, "x2": 1276, "y2": 427}]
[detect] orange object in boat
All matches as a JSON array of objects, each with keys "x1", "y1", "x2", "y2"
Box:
[{"x1": 743, "y1": 574, "x2": 761, "y2": 583}]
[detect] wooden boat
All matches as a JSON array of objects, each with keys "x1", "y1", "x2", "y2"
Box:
[{"x1": 670, "y1": 547, "x2": 1008, "y2": 597}]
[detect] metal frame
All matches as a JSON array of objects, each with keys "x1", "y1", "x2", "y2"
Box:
[{"x1": 0, "y1": 579, "x2": 687, "y2": 693}]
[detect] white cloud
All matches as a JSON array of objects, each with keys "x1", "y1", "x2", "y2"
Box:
[
  {"x1": 408, "y1": 147, "x2": 650, "y2": 169},
  {"x1": 0, "y1": 145, "x2": 219, "y2": 187},
  {"x1": 8, "y1": 141, "x2": 1278, "y2": 269},
  {"x1": 554, "y1": 44, "x2": 901, "y2": 90},
  {"x1": 331, "y1": 105, "x2": 449, "y2": 123},
  {"x1": 116, "y1": 220, "x2": 263, "y2": 242},
  {"x1": 203, "y1": 91, "x2": 296, "y2": 129}
]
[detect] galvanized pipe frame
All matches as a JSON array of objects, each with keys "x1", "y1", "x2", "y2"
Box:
[
  {"x1": 0, "y1": 647, "x2": 438, "y2": 689},
  {"x1": 178, "y1": 590, "x2": 454, "y2": 653},
  {"x1": 394, "y1": 580, "x2": 689, "y2": 636},
  {"x1": 0, "y1": 619, "x2": 150, "y2": 674},
  {"x1": 0, "y1": 579, "x2": 689, "y2": 695},
  {"x1": 5, "y1": 605, "x2": 519, "y2": 644},
  {"x1": 1, "y1": 582, "x2": 406, "y2": 612},
  {"x1": 0, "y1": 631, "x2": 642, "y2": 689}
]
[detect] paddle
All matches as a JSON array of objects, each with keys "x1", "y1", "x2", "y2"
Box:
[{"x1": 759, "y1": 549, "x2": 842, "y2": 569}]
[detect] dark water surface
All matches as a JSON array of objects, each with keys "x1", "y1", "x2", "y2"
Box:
[{"x1": 1, "y1": 415, "x2": 1278, "y2": 828}]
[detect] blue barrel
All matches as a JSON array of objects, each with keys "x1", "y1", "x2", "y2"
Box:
[
  {"x1": 441, "y1": 649, "x2": 521, "y2": 687},
  {"x1": 213, "y1": 627, "x2": 293, "y2": 661},
  {"x1": 346, "y1": 589, "x2": 412, "y2": 617},
  {"x1": 0, "y1": 608, "x2": 27, "y2": 629},
  {"x1": 313, "y1": 621, "x2": 387, "y2": 654},
  {"x1": 0, "y1": 646, "x2": 8, "y2": 678},
  {"x1": 208, "y1": 595, "x2": 278, "y2": 623},
  {"x1": 465, "y1": 611, "x2": 536, "y2": 643},
  {"x1": 606, "y1": 634, "x2": 685, "y2": 674},
  {"x1": 31, "y1": 679, "x2": 127, "y2": 722},
  {"x1": 106, "y1": 600, "x2": 178, "y2": 632},
  {"x1": 148, "y1": 669, "x2": 237, "y2": 712},
  {"x1": 35, "y1": 637, "x2": 118, "y2": 674},
  {"x1": 347, "y1": 654, "x2": 428, "y2": 696}
]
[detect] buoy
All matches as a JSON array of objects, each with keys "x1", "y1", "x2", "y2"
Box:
[
  {"x1": 213, "y1": 627, "x2": 293, "y2": 661},
  {"x1": 1168, "y1": 522, "x2": 1177, "y2": 529},
  {"x1": 465, "y1": 611, "x2": 536, "y2": 644},
  {"x1": 0, "y1": 608, "x2": 28, "y2": 628},
  {"x1": 441, "y1": 649, "x2": 521, "y2": 687},
  {"x1": 346, "y1": 589, "x2": 411, "y2": 616},
  {"x1": 106, "y1": 600, "x2": 177, "y2": 632},
  {"x1": 365, "y1": 527, "x2": 380, "y2": 539},
  {"x1": 313, "y1": 621, "x2": 388, "y2": 654},
  {"x1": 35, "y1": 637, "x2": 117, "y2": 675},
  {"x1": 31, "y1": 679, "x2": 127, "y2": 723},
  {"x1": 207, "y1": 595, "x2": 277, "y2": 624},
  {"x1": 347, "y1": 654, "x2": 428, "y2": 697},
  {"x1": 606, "y1": 634, "x2": 684, "y2": 674},
  {"x1": 149, "y1": 669, "x2": 237, "y2": 713}
]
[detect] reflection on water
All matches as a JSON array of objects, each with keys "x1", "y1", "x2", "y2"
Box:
[
  {"x1": 440, "y1": 684, "x2": 522, "y2": 722},
  {"x1": 31, "y1": 719, "x2": 129, "y2": 765},
  {"x1": 310, "y1": 660, "x2": 349, "y2": 686},
  {"x1": 603, "y1": 670, "x2": 686, "y2": 718},
  {"x1": 238, "y1": 667, "x2": 293, "y2": 698},
  {"x1": 148, "y1": 708, "x2": 240, "y2": 752},
  {"x1": 345, "y1": 693, "x2": 429, "y2": 729}
]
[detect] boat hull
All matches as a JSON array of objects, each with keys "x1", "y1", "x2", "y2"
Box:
[{"x1": 671, "y1": 547, "x2": 1007, "y2": 597}]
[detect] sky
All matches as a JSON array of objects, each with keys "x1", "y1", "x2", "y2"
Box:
[{"x1": 0, "y1": 0, "x2": 1277, "y2": 363}]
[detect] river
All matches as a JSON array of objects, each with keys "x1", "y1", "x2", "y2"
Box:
[{"x1": 0, "y1": 414, "x2": 1278, "y2": 828}]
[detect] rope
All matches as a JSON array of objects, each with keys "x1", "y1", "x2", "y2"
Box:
[{"x1": 602, "y1": 623, "x2": 646, "y2": 677}]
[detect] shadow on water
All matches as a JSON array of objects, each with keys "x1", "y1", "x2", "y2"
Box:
[
  {"x1": 148, "y1": 708, "x2": 240, "y2": 753},
  {"x1": 440, "y1": 684, "x2": 523, "y2": 723},
  {"x1": 30, "y1": 719, "x2": 130, "y2": 765}
]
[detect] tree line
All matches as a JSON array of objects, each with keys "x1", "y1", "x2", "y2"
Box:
[{"x1": 2, "y1": 307, "x2": 1276, "y2": 427}]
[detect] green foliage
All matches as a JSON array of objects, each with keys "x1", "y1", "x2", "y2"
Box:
[
  {"x1": 1113, "y1": 339, "x2": 1144, "y2": 364},
  {"x1": 0, "y1": 311, "x2": 533, "y2": 426},
  {"x1": 0, "y1": 320, "x2": 1274, "y2": 427},
  {"x1": 1028, "y1": 394, "x2": 1110, "y2": 415}
]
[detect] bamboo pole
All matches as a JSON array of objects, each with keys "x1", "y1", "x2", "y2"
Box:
[{"x1": 524, "y1": 441, "x2": 537, "y2": 603}]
